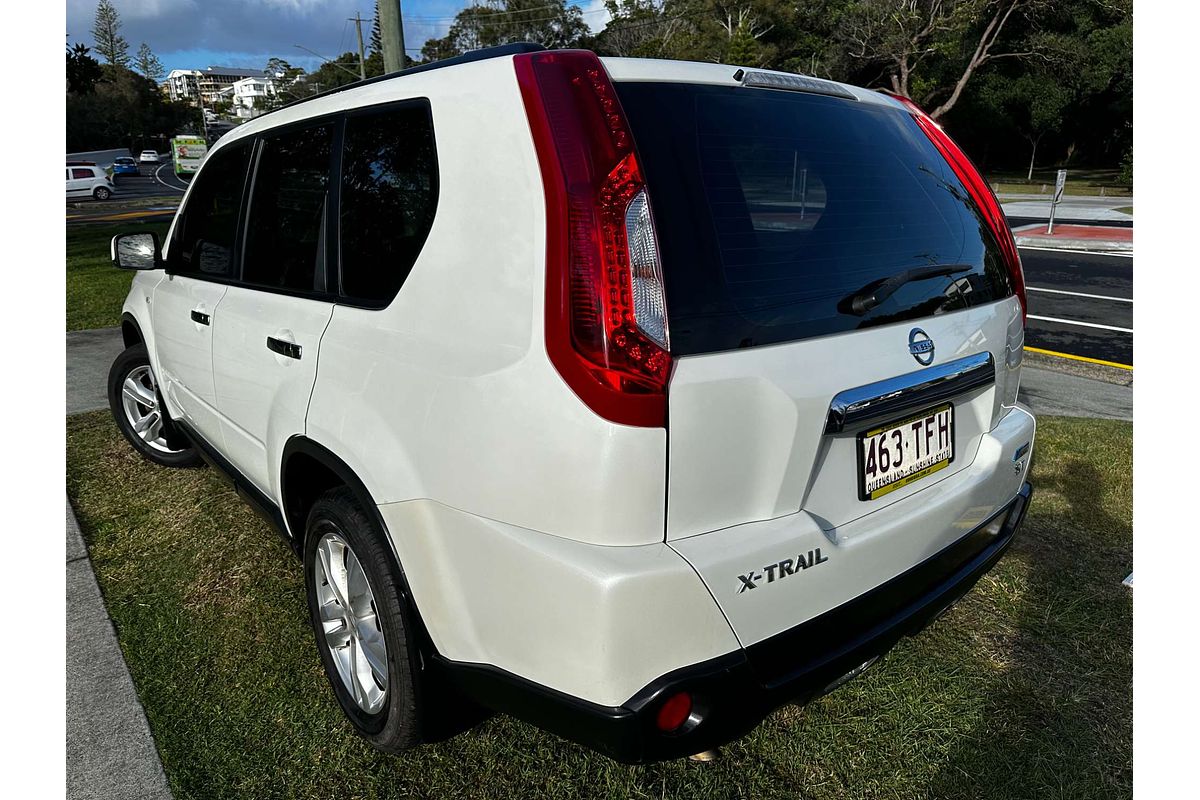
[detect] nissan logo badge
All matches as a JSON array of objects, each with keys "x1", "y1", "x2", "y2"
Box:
[{"x1": 909, "y1": 328, "x2": 935, "y2": 365}]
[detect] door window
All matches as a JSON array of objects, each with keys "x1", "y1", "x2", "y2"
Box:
[
  {"x1": 71, "y1": 168, "x2": 93, "y2": 179},
  {"x1": 242, "y1": 122, "x2": 335, "y2": 293},
  {"x1": 168, "y1": 141, "x2": 251, "y2": 278},
  {"x1": 338, "y1": 101, "x2": 438, "y2": 304}
]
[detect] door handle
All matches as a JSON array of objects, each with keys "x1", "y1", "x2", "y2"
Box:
[
  {"x1": 267, "y1": 336, "x2": 302, "y2": 360},
  {"x1": 190, "y1": 309, "x2": 210, "y2": 325}
]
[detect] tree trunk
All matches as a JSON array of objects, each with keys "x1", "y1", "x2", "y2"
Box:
[
  {"x1": 928, "y1": 0, "x2": 1024, "y2": 120},
  {"x1": 1026, "y1": 132, "x2": 1043, "y2": 181}
]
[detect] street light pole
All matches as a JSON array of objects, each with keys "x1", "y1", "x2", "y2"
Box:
[{"x1": 351, "y1": 12, "x2": 367, "y2": 80}]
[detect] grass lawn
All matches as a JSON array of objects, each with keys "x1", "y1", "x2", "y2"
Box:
[
  {"x1": 988, "y1": 168, "x2": 1132, "y2": 198},
  {"x1": 67, "y1": 221, "x2": 169, "y2": 332},
  {"x1": 66, "y1": 413, "x2": 1131, "y2": 800}
]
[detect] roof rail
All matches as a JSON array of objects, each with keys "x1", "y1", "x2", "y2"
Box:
[{"x1": 267, "y1": 42, "x2": 548, "y2": 118}]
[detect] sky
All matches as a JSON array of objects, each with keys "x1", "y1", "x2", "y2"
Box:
[{"x1": 66, "y1": 0, "x2": 612, "y2": 75}]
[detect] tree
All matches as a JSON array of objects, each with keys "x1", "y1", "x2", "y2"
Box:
[
  {"x1": 261, "y1": 58, "x2": 310, "y2": 109},
  {"x1": 134, "y1": 42, "x2": 165, "y2": 83},
  {"x1": 371, "y1": 1, "x2": 383, "y2": 55},
  {"x1": 67, "y1": 64, "x2": 196, "y2": 151},
  {"x1": 67, "y1": 41, "x2": 103, "y2": 94},
  {"x1": 980, "y1": 71, "x2": 1070, "y2": 179},
  {"x1": 835, "y1": 0, "x2": 1046, "y2": 120},
  {"x1": 92, "y1": 0, "x2": 130, "y2": 67},
  {"x1": 719, "y1": 7, "x2": 775, "y2": 67},
  {"x1": 421, "y1": 0, "x2": 590, "y2": 61}
]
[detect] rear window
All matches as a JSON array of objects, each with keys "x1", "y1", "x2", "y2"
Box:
[{"x1": 615, "y1": 82, "x2": 1013, "y2": 355}]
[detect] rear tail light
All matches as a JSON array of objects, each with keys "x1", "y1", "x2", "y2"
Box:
[
  {"x1": 515, "y1": 50, "x2": 671, "y2": 427},
  {"x1": 889, "y1": 94, "x2": 1027, "y2": 323}
]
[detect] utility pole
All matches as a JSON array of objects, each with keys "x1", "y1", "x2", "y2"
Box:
[
  {"x1": 351, "y1": 12, "x2": 367, "y2": 80},
  {"x1": 379, "y1": 1, "x2": 408, "y2": 74}
]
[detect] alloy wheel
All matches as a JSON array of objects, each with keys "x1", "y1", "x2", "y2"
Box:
[
  {"x1": 119, "y1": 365, "x2": 182, "y2": 453},
  {"x1": 313, "y1": 531, "x2": 389, "y2": 713}
]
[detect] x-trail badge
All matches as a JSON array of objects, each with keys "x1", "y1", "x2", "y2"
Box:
[{"x1": 909, "y1": 328, "x2": 935, "y2": 365}]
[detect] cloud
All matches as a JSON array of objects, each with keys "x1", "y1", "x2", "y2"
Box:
[
  {"x1": 66, "y1": 0, "x2": 612, "y2": 74},
  {"x1": 66, "y1": 0, "x2": 459, "y2": 72}
]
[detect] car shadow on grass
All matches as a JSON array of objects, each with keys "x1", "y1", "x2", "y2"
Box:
[{"x1": 923, "y1": 450, "x2": 1132, "y2": 799}]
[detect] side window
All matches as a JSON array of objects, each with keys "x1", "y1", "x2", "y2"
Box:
[
  {"x1": 71, "y1": 168, "x2": 93, "y2": 179},
  {"x1": 170, "y1": 142, "x2": 250, "y2": 278},
  {"x1": 338, "y1": 101, "x2": 438, "y2": 304},
  {"x1": 242, "y1": 122, "x2": 334, "y2": 293}
]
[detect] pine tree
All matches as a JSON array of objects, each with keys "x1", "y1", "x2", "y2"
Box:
[
  {"x1": 135, "y1": 42, "x2": 165, "y2": 82},
  {"x1": 726, "y1": 22, "x2": 759, "y2": 68},
  {"x1": 92, "y1": 0, "x2": 130, "y2": 67},
  {"x1": 370, "y1": 1, "x2": 383, "y2": 55}
]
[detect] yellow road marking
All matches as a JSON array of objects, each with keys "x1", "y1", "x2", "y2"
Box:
[
  {"x1": 66, "y1": 208, "x2": 176, "y2": 222},
  {"x1": 1023, "y1": 346, "x2": 1133, "y2": 371}
]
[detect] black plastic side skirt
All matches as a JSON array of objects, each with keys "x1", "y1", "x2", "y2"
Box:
[{"x1": 173, "y1": 420, "x2": 297, "y2": 555}]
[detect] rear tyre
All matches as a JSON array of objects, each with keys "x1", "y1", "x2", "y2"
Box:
[
  {"x1": 93, "y1": 186, "x2": 111, "y2": 200},
  {"x1": 107, "y1": 343, "x2": 200, "y2": 468},
  {"x1": 304, "y1": 487, "x2": 423, "y2": 752}
]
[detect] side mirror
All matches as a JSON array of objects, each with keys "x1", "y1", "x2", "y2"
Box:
[{"x1": 111, "y1": 232, "x2": 162, "y2": 270}]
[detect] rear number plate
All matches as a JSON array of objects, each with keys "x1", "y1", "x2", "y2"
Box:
[{"x1": 858, "y1": 404, "x2": 954, "y2": 500}]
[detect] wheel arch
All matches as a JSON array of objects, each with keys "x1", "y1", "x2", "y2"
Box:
[
  {"x1": 121, "y1": 312, "x2": 144, "y2": 348},
  {"x1": 281, "y1": 437, "x2": 408, "y2": 579},
  {"x1": 281, "y1": 435, "x2": 435, "y2": 658}
]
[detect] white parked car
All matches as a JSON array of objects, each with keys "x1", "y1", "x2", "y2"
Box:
[
  {"x1": 139, "y1": 150, "x2": 159, "y2": 163},
  {"x1": 107, "y1": 44, "x2": 1034, "y2": 763},
  {"x1": 66, "y1": 164, "x2": 115, "y2": 200}
]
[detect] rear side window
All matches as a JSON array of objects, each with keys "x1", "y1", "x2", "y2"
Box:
[
  {"x1": 615, "y1": 83, "x2": 1013, "y2": 355},
  {"x1": 242, "y1": 122, "x2": 335, "y2": 293},
  {"x1": 169, "y1": 141, "x2": 250, "y2": 278},
  {"x1": 71, "y1": 168, "x2": 93, "y2": 179},
  {"x1": 338, "y1": 100, "x2": 438, "y2": 304}
]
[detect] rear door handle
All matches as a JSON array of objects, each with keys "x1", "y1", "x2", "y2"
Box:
[
  {"x1": 190, "y1": 309, "x2": 210, "y2": 325},
  {"x1": 267, "y1": 336, "x2": 302, "y2": 360}
]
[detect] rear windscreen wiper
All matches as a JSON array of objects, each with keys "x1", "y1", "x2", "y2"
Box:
[{"x1": 841, "y1": 264, "x2": 972, "y2": 316}]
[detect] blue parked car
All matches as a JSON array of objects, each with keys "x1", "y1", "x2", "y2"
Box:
[{"x1": 111, "y1": 157, "x2": 139, "y2": 177}]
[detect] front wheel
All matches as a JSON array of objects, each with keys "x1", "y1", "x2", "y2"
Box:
[
  {"x1": 304, "y1": 487, "x2": 423, "y2": 752},
  {"x1": 107, "y1": 343, "x2": 200, "y2": 467},
  {"x1": 93, "y1": 186, "x2": 111, "y2": 200}
]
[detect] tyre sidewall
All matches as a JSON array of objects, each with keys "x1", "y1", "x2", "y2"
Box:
[
  {"x1": 303, "y1": 489, "x2": 422, "y2": 749},
  {"x1": 107, "y1": 343, "x2": 199, "y2": 468}
]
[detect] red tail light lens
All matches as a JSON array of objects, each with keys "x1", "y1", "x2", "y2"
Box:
[
  {"x1": 655, "y1": 691, "x2": 693, "y2": 732},
  {"x1": 888, "y1": 94, "x2": 1027, "y2": 323},
  {"x1": 515, "y1": 50, "x2": 671, "y2": 428}
]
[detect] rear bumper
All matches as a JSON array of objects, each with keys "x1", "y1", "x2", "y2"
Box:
[{"x1": 438, "y1": 482, "x2": 1032, "y2": 763}]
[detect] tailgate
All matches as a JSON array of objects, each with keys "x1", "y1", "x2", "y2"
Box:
[
  {"x1": 666, "y1": 300, "x2": 1021, "y2": 539},
  {"x1": 613, "y1": 76, "x2": 1024, "y2": 541}
]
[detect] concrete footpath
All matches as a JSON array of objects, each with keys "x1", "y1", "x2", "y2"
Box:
[
  {"x1": 67, "y1": 325, "x2": 173, "y2": 798},
  {"x1": 68, "y1": 327, "x2": 124, "y2": 414},
  {"x1": 1018, "y1": 365, "x2": 1132, "y2": 421},
  {"x1": 67, "y1": 500, "x2": 173, "y2": 800}
]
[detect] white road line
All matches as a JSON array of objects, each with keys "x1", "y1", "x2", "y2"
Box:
[
  {"x1": 1027, "y1": 314, "x2": 1133, "y2": 333},
  {"x1": 1026, "y1": 286, "x2": 1133, "y2": 303},
  {"x1": 153, "y1": 161, "x2": 186, "y2": 193},
  {"x1": 1016, "y1": 244, "x2": 1134, "y2": 258}
]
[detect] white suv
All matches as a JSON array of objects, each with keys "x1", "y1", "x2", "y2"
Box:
[{"x1": 107, "y1": 44, "x2": 1034, "y2": 763}]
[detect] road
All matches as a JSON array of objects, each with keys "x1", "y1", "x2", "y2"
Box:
[
  {"x1": 1020, "y1": 247, "x2": 1132, "y2": 367},
  {"x1": 66, "y1": 159, "x2": 189, "y2": 224},
  {"x1": 109, "y1": 160, "x2": 190, "y2": 199}
]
